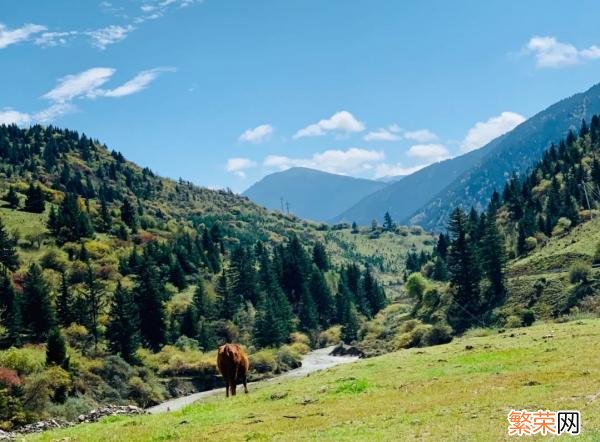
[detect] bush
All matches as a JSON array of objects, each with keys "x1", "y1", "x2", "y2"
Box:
[
  {"x1": 318, "y1": 326, "x2": 341, "y2": 347},
  {"x1": 0, "y1": 347, "x2": 45, "y2": 376},
  {"x1": 505, "y1": 315, "x2": 522, "y2": 328},
  {"x1": 525, "y1": 236, "x2": 537, "y2": 252},
  {"x1": 521, "y1": 309, "x2": 536, "y2": 327},
  {"x1": 569, "y1": 262, "x2": 591, "y2": 284},
  {"x1": 276, "y1": 346, "x2": 302, "y2": 372},
  {"x1": 594, "y1": 242, "x2": 600, "y2": 264},
  {"x1": 289, "y1": 332, "x2": 310, "y2": 346},
  {"x1": 405, "y1": 273, "x2": 428, "y2": 301},
  {"x1": 174, "y1": 336, "x2": 199, "y2": 351},
  {"x1": 395, "y1": 323, "x2": 431, "y2": 349},
  {"x1": 249, "y1": 349, "x2": 277, "y2": 374},
  {"x1": 0, "y1": 368, "x2": 20, "y2": 390},
  {"x1": 422, "y1": 324, "x2": 453, "y2": 346}
]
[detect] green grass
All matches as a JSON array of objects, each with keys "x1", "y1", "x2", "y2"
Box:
[{"x1": 28, "y1": 318, "x2": 600, "y2": 441}]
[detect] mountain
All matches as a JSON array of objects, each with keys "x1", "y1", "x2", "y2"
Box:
[
  {"x1": 335, "y1": 82, "x2": 600, "y2": 230},
  {"x1": 411, "y1": 82, "x2": 600, "y2": 230},
  {"x1": 332, "y1": 143, "x2": 495, "y2": 225},
  {"x1": 376, "y1": 175, "x2": 405, "y2": 183},
  {"x1": 243, "y1": 167, "x2": 387, "y2": 222}
]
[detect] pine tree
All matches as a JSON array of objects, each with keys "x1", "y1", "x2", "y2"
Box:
[
  {"x1": 106, "y1": 282, "x2": 140, "y2": 363},
  {"x1": 0, "y1": 219, "x2": 18, "y2": 271},
  {"x1": 56, "y1": 272, "x2": 73, "y2": 327},
  {"x1": 23, "y1": 184, "x2": 45, "y2": 213},
  {"x1": 180, "y1": 304, "x2": 199, "y2": 339},
  {"x1": 298, "y1": 287, "x2": 318, "y2": 332},
  {"x1": 228, "y1": 245, "x2": 258, "y2": 304},
  {"x1": 22, "y1": 263, "x2": 55, "y2": 341},
  {"x1": 280, "y1": 235, "x2": 311, "y2": 306},
  {"x1": 81, "y1": 263, "x2": 105, "y2": 350},
  {"x1": 446, "y1": 208, "x2": 481, "y2": 333},
  {"x1": 120, "y1": 199, "x2": 138, "y2": 231},
  {"x1": 216, "y1": 269, "x2": 239, "y2": 320},
  {"x1": 383, "y1": 211, "x2": 395, "y2": 231},
  {"x1": 3, "y1": 186, "x2": 19, "y2": 209},
  {"x1": 134, "y1": 259, "x2": 166, "y2": 351},
  {"x1": 479, "y1": 214, "x2": 506, "y2": 319},
  {"x1": 312, "y1": 242, "x2": 329, "y2": 271},
  {"x1": 341, "y1": 303, "x2": 360, "y2": 343},
  {"x1": 98, "y1": 196, "x2": 111, "y2": 232},
  {"x1": 193, "y1": 278, "x2": 215, "y2": 319},
  {"x1": 362, "y1": 266, "x2": 387, "y2": 317},
  {"x1": 46, "y1": 327, "x2": 68, "y2": 367},
  {"x1": 308, "y1": 268, "x2": 335, "y2": 326},
  {"x1": 0, "y1": 267, "x2": 21, "y2": 346},
  {"x1": 52, "y1": 193, "x2": 93, "y2": 243}
]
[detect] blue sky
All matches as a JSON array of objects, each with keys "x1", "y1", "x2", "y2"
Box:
[{"x1": 3, "y1": 1, "x2": 600, "y2": 191}]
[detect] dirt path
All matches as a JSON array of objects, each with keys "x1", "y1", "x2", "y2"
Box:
[{"x1": 146, "y1": 346, "x2": 358, "y2": 414}]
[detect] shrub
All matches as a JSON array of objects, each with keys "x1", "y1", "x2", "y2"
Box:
[
  {"x1": 249, "y1": 349, "x2": 277, "y2": 374},
  {"x1": 552, "y1": 217, "x2": 572, "y2": 236},
  {"x1": 395, "y1": 323, "x2": 431, "y2": 349},
  {"x1": 128, "y1": 375, "x2": 164, "y2": 408},
  {"x1": 276, "y1": 346, "x2": 302, "y2": 372},
  {"x1": 594, "y1": 243, "x2": 600, "y2": 264},
  {"x1": 569, "y1": 262, "x2": 591, "y2": 284},
  {"x1": 405, "y1": 273, "x2": 428, "y2": 301},
  {"x1": 422, "y1": 324, "x2": 453, "y2": 346},
  {"x1": 505, "y1": 315, "x2": 522, "y2": 328},
  {"x1": 521, "y1": 309, "x2": 536, "y2": 327},
  {"x1": 174, "y1": 336, "x2": 199, "y2": 351},
  {"x1": 289, "y1": 332, "x2": 310, "y2": 346},
  {"x1": 0, "y1": 369, "x2": 20, "y2": 390},
  {"x1": 525, "y1": 236, "x2": 537, "y2": 252},
  {"x1": 318, "y1": 326, "x2": 341, "y2": 347},
  {"x1": 0, "y1": 389, "x2": 25, "y2": 430},
  {"x1": 0, "y1": 347, "x2": 45, "y2": 376}
]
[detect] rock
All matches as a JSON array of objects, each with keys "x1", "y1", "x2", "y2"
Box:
[
  {"x1": 270, "y1": 391, "x2": 288, "y2": 400},
  {"x1": 465, "y1": 345, "x2": 474, "y2": 350},
  {"x1": 329, "y1": 344, "x2": 365, "y2": 358},
  {"x1": 78, "y1": 405, "x2": 146, "y2": 423}
]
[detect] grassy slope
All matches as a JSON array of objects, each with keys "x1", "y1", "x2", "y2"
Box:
[
  {"x1": 29, "y1": 318, "x2": 600, "y2": 441},
  {"x1": 506, "y1": 216, "x2": 600, "y2": 315}
]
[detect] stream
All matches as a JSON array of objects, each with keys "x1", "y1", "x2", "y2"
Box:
[{"x1": 146, "y1": 346, "x2": 359, "y2": 414}]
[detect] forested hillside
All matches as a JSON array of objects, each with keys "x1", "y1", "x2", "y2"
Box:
[
  {"x1": 0, "y1": 124, "x2": 396, "y2": 429},
  {"x1": 397, "y1": 116, "x2": 600, "y2": 342}
]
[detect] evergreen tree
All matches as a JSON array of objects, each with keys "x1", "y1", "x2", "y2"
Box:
[
  {"x1": 81, "y1": 263, "x2": 105, "y2": 350},
  {"x1": 23, "y1": 184, "x2": 45, "y2": 213},
  {"x1": 308, "y1": 268, "x2": 335, "y2": 326},
  {"x1": 46, "y1": 327, "x2": 68, "y2": 367},
  {"x1": 56, "y1": 272, "x2": 73, "y2": 327},
  {"x1": 193, "y1": 278, "x2": 215, "y2": 319},
  {"x1": 0, "y1": 219, "x2": 18, "y2": 271},
  {"x1": 0, "y1": 267, "x2": 21, "y2": 346},
  {"x1": 446, "y1": 208, "x2": 480, "y2": 333},
  {"x1": 280, "y1": 235, "x2": 311, "y2": 306},
  {"x1": 3, "y1": 186, "x2": 19, "y2": 209},
  {"x1": 228, "y1": 245, "x2": 258, "y2": 304},
  {"x1": 180, "y1": 304, "x2": 199, "y2": 339},
  {"x1": 22, "y1": 263, "x2": 55, "y2": 341},
  {"x1": 120, "y1": 199, "x2": 138, "y2": 231},
  {"x1": 341, "y1": 303, "x2": 360, "y2": 343},
  {"x1": 312, "y1": 242, "x2": 329, "y2": 271},
  {"x1": 362, "y1": 266, "x2": 387, "y2": 317},
  {"x1": 51, "y1": 193, "x2": 93, "y2": 243},
  {"x1": 134, "y1": 259, "x2": 166, "y2": 351},
  {"x1": 479, "y1": 214, "x2": 506, "y2": 318},
  {"x1": 216, "y1": 269, "x2": 239, "y2": 320},
  {"x1": 106, "y1": 282, "x2": 140, "y2": 363},
  {"x1": 98, "y1": 196, "x2": 111, "y2": 232},
  {"x1": 298, "y1": 287, "x2": 318, "y2": 332},
  {"x1": 383, "y1": 211, "x2": 395, "y2": 231}
]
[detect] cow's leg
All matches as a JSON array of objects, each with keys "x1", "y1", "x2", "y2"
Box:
[
  {"x1": 231, "y1": 368, "x2": 238, "y2": 396},
  {"x1": 243, "y1": 374, "x2": 248, "y2": 394},
  {"x1": 225, "y1": 380, "x2": 229, "y2": 398}
]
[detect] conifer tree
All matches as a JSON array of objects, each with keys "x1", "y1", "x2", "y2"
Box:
[
  {"x1": 362, "y1": 266, "x2": 387, "y2": 317},
  {"x1": 120, "y1": 198, "x2": 138, "y2": 231},
  {"x1": 0, "y1": 267, "x2": 21, "y2": 345},
  {"x1": 446, "y1": 208, "x2": 480, "y2": 333},
  {"x1": 22, "y1": 263, "x2": 55, "y2": 341},
  {"x1": 479, "y1": 214, "x2": 506, "y2": 318},
  {"x1": 46, "y1": 327, "x2": 68, "y2": 367},
  {"x1": 341, "y1": 303, "x2": 360, "y2": 343},
  {"x1": 56, "y1": 272, "x2": 73, "y2": 327},
  {"x1": 180, "y1": 304, "x2": 199, "y2": 339},
  {"x1": 216, "y1": 269, "x2": 239, "y2": 320},
  {"x1": 24, "y1": 184, "x2": 45, "y2": 213},
  {"x1": 81, "y1": 263, "x2": 105, "y2": 350},
  {"x1": 228, "y1": 245, "x2": 258, "y2": 304},
  {"x1": 298, "y1": 287, "x2": 318, "y2": 332},
  {"x1": 193, "y1": 278, "x2": 215, "y2": 320},
  {"x1": 383, "y1": 211, "x2": 395, "y2": 231},
  {"x1": 134, "y1": 258, "x2": 166, "y2": 351},
  {"x1": 312, "y1": 242, "x2": 329, "y2": 271},
  {"x1": 0, "y1": 219, "x2": 18, "y2": 271},
  {"x1": 308, "y1": 268, "x2": 335, "y2": 326},
  {"x1": 106, "y1": 282, "x2": 140, "y2": 363}
]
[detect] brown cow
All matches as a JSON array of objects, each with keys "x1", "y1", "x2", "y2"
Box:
[{"x1": 216, "y1": 343, "x2": 249, "y2": 397}]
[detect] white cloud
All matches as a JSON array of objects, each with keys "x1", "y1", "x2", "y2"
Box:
[
  {"x1": 33, "y1": 103, "x2": 76, "y2": 123},
  {"x1": 226, "y1": 157, "x2": 257, "y2": 178},
  {"x1": 364, "y1": 125, "x2": 401, "y2": 141},
  {"x1": 404, "y1": 129, "x2": 438, "y2": 143},
  {"x1": 0, "y1": 23, "x2": 47, "y2": 49},
  {"x1": 525, "y1": 36, "x2": 600, "y2": 68},
  {"x1": 34, "y1": 31, "x2": 79, "y2": 47},
  {"x1": 461, "y1": 111, "x2": 526, "y2": 152},
  {"x1": 103, "y1": 67, "x2": 175, "y2": 97},
  {"x1": 0, "y1": 109, "x2": 32, "y2": 125},
  {"x1": 87, "y1": 25, "x2": 135, "y2": 50},
  {"x1": 239, "y1": 124, "x2": 274, "y2": 144},
  {"x1": 263, "y1": 147, "x2": 384, "y2": 175},
  {"x1": 294, "y1": 111, "x2": 365, "y2": 139},
  {"x1": 43, "y1": 67, "x2": 116, "y2": 102},
  {"x1": 407, "y1": 143, "x2": 450, "y2": 161},
  {"x1": 373, "y1": 163, "x2": 426, "y2": 179}
]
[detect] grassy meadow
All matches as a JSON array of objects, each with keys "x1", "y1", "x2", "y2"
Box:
[{"x1": 27, "y1": 317, "x2": 600, "y2": 441}]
